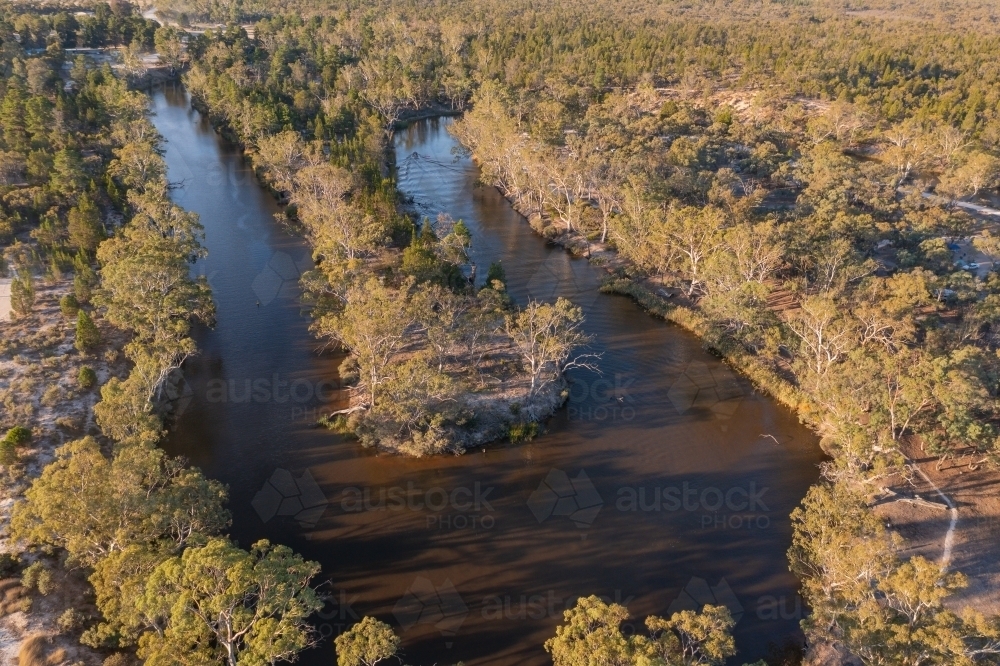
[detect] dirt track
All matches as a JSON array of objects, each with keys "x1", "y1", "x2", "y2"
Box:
[{"x1": 873, "y1": 440, "x2": 1000, "y2": 614}]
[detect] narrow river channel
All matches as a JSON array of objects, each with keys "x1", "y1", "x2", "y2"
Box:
[{"x1": 150, "y1": 84, "x2": 824, "y2": 666}]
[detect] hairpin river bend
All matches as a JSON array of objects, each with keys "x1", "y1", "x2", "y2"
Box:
[{"x1": 151, "y1": 83, "x2": 824, "y2": 666}]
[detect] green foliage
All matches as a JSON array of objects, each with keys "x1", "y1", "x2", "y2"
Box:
[
  {"x1": 508, "y1": 421, "x2": 538, "y2": 443},
  {"x1": 0, "y1": 23, "x2": 323, "y2": 666},
  {"x1": 3, "y1": 426, "x2": 32, "y2": 447},
  {"x1": 60, "y1": 293, "x2": 80, "y2": 318},
  {"x1": 0, "y1": 440, "x2": 18, "y2": 466},
  {"x1": 57, "y1": 608, "x2": 89, "y2": 634},
  {"x1": 74, "y1": 261, "x2": 98, "y2": 304},
  {"x1": 787, "y1": 481, "x2": 995, "y2": 665},
  {"x1": 102, "y1": 654, "x2": 133, "y2": 666},
  {"x1": 504, "y1": 298, "x2": 594, "y2": 395},
  {"x1": 317, "y1": 276, "x2": 416, "y2": 409},
  {"x1": 10, "y1": 436, "x2": 230, "y2": 568},
  {"x1": 94, "y1": 373, "x2": 165, "y2": 447},
  {"x1": 75, "y1": 309, "x2": 101, "y2": 352},
  {"x1": 21, "y1": 562, "x2": 54, "y2": 595},
  {"x1": 67, "y1": 192, "x2": 104, "y2": 253},
  {"x1": 78, "y1": 366, "x2": 98, "y2": 389},
  {"x1": 318, "y1": 413, "x2": 354, "y2": 435},
  {"x1": 136, "y1": 539, "x2": 322, "y2": 666},
  {"x1": 0, "y1": 553, "x2": 19, "y2": 578},
  {"x1": 544, "y1": 595, "x2": 736, "y2": 666},
  {"x1": 122, "y1": 6, "x2": 1000, "y2": 662},
  {"x1": 399, "y1": 219, "x2": 466, "y2": 288},
  {"x1": 10, "y1": 272, "x2": 34, "y2": 318},
  {"x1": 484, "y1": 260, "x2": 507, "y2": 289},
  {"x1": 51, "y1": 149, "x2": 86, "y2": 200},
  {"x1": 334, "y1": 617, "x2": 400, "y2": 666},
  {"x1": 401, "y1": 231, "x2": 441, "y2": 282}
]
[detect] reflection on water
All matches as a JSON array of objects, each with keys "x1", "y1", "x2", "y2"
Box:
[{"x1": 151, "y1": 87, "x2": 823, "y2": 666}]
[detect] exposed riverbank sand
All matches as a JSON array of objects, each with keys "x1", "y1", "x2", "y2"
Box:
[{"x1": 0, "y1": 279, "x2": 122, "y2": 666}]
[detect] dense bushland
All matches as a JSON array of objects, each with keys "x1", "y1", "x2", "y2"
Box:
[
  {"x1": 167, "y1": 0, "x2": 1000, "y2": 660},
  {"x1": 1, "y1": 6, "x2": 322, "y2": 664}
]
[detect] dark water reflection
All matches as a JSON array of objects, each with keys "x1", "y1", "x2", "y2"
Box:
[{"x1": 151, "y1": 86, "x2": 823, "y2": 666}]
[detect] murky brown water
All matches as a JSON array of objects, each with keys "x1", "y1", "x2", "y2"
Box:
[{"x1": 152, "y1": 84, "x2": 824, "y2": 666}]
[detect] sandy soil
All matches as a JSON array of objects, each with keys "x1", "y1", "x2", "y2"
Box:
[
  {"x1": 0, "y1": 278, "x2": 125, "y2": 666},
  {"x1": 871, "y1": 439, "x2": 1000, "y2": 614},
  {"x1": 0, "y1": 279, "x2": 10, "y2": 323},
  {"x1": 0, "y1": 566, "x2": 105, "y2": 666}
]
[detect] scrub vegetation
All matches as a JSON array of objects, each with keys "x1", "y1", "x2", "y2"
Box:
[
  {"x1": 1, "y1": 6, "x2": 321, "y2": 666},
  {"x1": 169, "y1": 0, "x2": 1000, "y2": 661},
  {"x1": 5, "y1": 0, "x2": 1000, "y2": 664}
]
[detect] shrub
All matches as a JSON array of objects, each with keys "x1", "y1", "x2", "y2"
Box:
[
  {"x1": 0, "y1": 553, "x2": 19, "y2": 577},
  {"x1": 41, "y1": 385, "x2": 61, "y2": 407},
  {"x1": 73, "y1": 271, "x2": 94, "y2": 303},
  {"x1": 509, "y1": 421, "x2": 538, "y2": 443},
  {"x1": 57, "y1": 608, "x2": 88, "y2": 634},
  {"x1": 319, "y1": 413, "x2": 354, "y2": 435},
  {"x1": 17, "y1": 634, "x2": 48, "y2": 666},
  {"x1": 0, "y1": 440, "x2": 17, "y2": 466},
  {"x1": 59, "y1": 294, "x2": 80, "y2": 318},
  {"x1": 338, "y1": 356, "x2": 359, "y2": 386},
  {"x1": 80, "y1": 624, "x2": 117, "y2": 650},
  {"x1": 0, "y1": 578, "x2": 29, "y2": 617},
  {"x1": 78, "y1": 366, "x2": 97, "y2": 389},
  {"x1": 10, "y1": 274, "x2": 34, "y2": 318},
  {"x1": 75, "y1": 310, "x2": 100, "y2": 352},
  {"x1": 102, "y1": 653, "x2": 134, "y2": 666},
  {"x1": 334, "y1": 616, "x2": 400, "y2": 666},
  {"x1": 3, "y1": 426, "x2": 31, "y2": 446},
  {"x1": 73, "y1": 259, "x2": 97, "y2": 304},
  {"x1": 485, "y1": 260, "x2": 507, "y2": 288},
  {"x1": 21, "y1": 562, "x2": 53, "y2": 595},
  {"x1": 55, "y1": 416, "x2": 80, "y2": 430}
]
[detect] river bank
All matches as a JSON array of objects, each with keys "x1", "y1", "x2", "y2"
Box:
[
  {"x1": 450, "y1": 117, "x2": 1000, "y2": 633},
  {"x1": 183, "y1": 92, "x2": 594, "y2": 456},
  {"x1": 150, "y1": 99, "x2": 824, "y2": 665},
  {"x1": 458, "y1": 145, "x2": 819, "y2": 430}
]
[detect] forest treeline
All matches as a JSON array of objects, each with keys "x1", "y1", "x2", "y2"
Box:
[
  {"x1": 6, "y1": 0, "x2": 1000, "y2": 663},
  {"x1": 168, "y1": 0, "x2": 1000, "y2": 662},
  {"x1": 0, "y1": 5, "x2": 324, "y2": 665},
  {"x1": 6, "y1": 0, "x2": 156, "y2": 50}
]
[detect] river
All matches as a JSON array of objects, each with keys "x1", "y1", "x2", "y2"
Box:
[{"x1": 150, "y1": 84, "x2": 824, "y2": 666}]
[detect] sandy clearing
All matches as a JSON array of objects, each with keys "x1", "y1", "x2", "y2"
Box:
[{"x1": 0, "y1": 278, "x2": 11, "y2": 322}]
